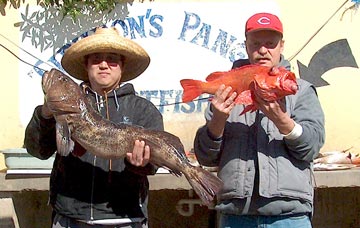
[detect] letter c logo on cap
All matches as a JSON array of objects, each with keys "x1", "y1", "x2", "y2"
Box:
[{"x1": 257, "y1": 17, "x2": 270, "y2": 25}]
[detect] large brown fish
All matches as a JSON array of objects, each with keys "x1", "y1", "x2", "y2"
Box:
[
  {"x1": 42, "y1": 68, "x2": 223, "y2": 207},
  {"x1": 180, "y1": 65, "x2": 298, "y2": 115}
]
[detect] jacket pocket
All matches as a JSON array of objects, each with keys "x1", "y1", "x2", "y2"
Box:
[
  {"x1": 275, "y1": 155, "x2": 313, "y2": 201},
  {"x1": 218, "y1": 123, "x2": 255, "y2": 199}
]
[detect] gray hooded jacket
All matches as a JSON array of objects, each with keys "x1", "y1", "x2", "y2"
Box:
[{"x1": 194, "y1": 57, "x2": 325, "y2": 215}]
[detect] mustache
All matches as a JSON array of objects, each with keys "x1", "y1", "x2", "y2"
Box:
[{"x1": 254, "y1": 55, "x2": 271, "y2": 61}]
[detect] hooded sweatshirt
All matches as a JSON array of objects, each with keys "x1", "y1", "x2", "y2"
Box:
[{"x1": 24, "y1": 83, "x2": 164, "y2": 222}]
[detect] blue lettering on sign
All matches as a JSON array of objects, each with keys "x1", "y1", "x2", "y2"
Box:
[
  {"x1": 112, "y1": 9, "x2": 163, "y2": 38},
  {"x1": 178, "y1": 11, "x2": 246, "y2": 62},
  {"x1": 111, "y1": 19, "x2": 129, "y2": 37},
  {"x1": 211, "y1": 29, "x2": 237, "y2": 59},
  {"x1": 128, "y1": 16, "x2": 147, "y2": 38},
  {"x1": 148, "y1": 13, "x2": 163, "y2": 37},
  {"x1": 137, "y1": 90, "x2": 210, "y2": 114},
  {"x1": 29, "y1": 9, "x2": 245, "y2": 115}
]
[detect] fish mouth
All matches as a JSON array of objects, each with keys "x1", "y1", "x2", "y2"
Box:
[
  {"x1": 42, "y1": 69, "x2": 70, "y2": 94},
  {"x1": 42, "y1": 70, "x2": 52, "y2": 95},
  {"x1": 280, "y1": 72, "x2": 298, "y2": 93}
]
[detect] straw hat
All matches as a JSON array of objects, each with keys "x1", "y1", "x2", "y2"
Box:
[{"x1": 61, "y1": 27, "x2": 150, "y2": 82}]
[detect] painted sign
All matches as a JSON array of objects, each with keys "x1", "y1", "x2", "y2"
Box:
[
  {"x1": 16, "y1": 1, "x2": 280, "y2": 150},
  {"x1": 1, "y1": 0, "x2": 360, "y2": 156}
]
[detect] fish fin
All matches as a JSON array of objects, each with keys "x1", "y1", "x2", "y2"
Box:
[
  {"x1": 180, "y1": 79, "x2": 203, "y2": 102},
  {"x1": 235, "y1": 90, "x2": 258, "y2": 115},
  {"x1": 205, "y1": 71, "x2": 225, "y2": 81},
  {"x1": 233, "y1": 79, "x2": 260, "y2": 115},
  {"x1": 206, "y1": 67, "x2": 244, "y2": 81},
  {"x1": 234, "y1": 90, "x2": 254, "y2": 105},
  {"x1": 269, "y1": 66, "x2": 280, "y2": 76},
  {"x1": 55, "y1": 122, "x2": 74, "y2": 156},
  {"x1": 183, "y1": 165, "x2": 223, "y2": 207},
  {"x1": 240, "y1": 105, "x2": 257, "y2": 115}
]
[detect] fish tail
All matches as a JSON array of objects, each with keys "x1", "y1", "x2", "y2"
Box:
[
  {"x1": 183, "y1": 166, "x2": 223, "y2": 207},
  {"x1": 180, "y1": 79, "x2": 203, "y2": 103}
]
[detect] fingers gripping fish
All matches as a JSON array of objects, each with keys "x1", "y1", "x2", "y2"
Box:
[{"x1": 42, "y1": 68, "x2": 223, "y2": 207}]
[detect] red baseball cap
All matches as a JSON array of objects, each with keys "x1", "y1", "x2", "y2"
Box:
[{"x1": 245, "y1": 13, "x2": 283, "y2": 35}]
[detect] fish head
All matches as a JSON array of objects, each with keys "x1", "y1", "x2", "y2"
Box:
[
  {"x1": 253, "y1": 66, "x2": 298, "y2": 101},
  {"x1": 276, "y1": 67, "x2": 298, "y2": 95},
  {"x1": 42, "y1": 69, "x2": 84, "y2": 116}
]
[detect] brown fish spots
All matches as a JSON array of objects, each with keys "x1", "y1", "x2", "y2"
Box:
[{"x1": 42, "y1": 68, "x2": 223, "y2": 207}]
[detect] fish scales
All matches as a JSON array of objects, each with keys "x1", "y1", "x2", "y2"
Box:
[
  {"x1": 180, "y1": 64, "x2": 298, "y2": 115},
  {"x1": 42, "y1": 68, "x2": 223, "y2": 207}
]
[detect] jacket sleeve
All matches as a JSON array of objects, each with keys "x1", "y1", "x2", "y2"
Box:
[
  {"x1": 24, "y1": 105, "x2": 57, "y2": 160},
  {"x1": 193, "y1": 104, "x2": 223, "y2": 167},
  {"x1": 285, "y1": 81, "x2": 325, "y2": 162}
]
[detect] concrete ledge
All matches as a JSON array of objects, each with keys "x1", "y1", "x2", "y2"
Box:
[
  {"x1": 314, "y1": 168, "x2": 360, "y2": 188},
  {"x1": 2, "y1": 168, "x2": 360, "y2": 192}
]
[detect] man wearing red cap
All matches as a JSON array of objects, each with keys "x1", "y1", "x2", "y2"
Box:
[{"x1": 194, "y1": 12, "x2": 325, "y2": 228}]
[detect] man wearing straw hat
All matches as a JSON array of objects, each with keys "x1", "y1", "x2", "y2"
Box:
[{"x1": 24, "y1": 27, "x2": 162, "y2": 228}]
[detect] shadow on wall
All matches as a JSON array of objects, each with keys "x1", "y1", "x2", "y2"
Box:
[
  {"x1": 297, "y1": 39, "x2": 358, "y2": 87},
  {"x1": 9, "y1": 189, "x2": 216, "y2": 228},
  {"x1": 8, "y1": 187, "x2": 360, "y2": 228},
  {"x1": 11, "y1": 190, "x2": 52, "y2": 228}
]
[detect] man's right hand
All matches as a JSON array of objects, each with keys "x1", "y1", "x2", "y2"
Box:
[
  {"x1": 207, "y1": 84, "x2": 237, "y2": 139},
  {"x1": 211, "y1": 84, "x2": 237, "y2": 119}
]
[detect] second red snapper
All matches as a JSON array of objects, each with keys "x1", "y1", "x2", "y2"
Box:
[{"x1": 180, "y1": 65, "x2": 298, "y2": 114}]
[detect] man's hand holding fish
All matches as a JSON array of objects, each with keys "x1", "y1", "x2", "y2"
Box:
[
  {"x1": 249, "y1": 81, "x2": 296, "y2": 136},
  {"x1": 126, "y1": 139, "x2": 151, "y2": 167},
  {"x1": 206, "y1": 84, "x2": 237, "y2": 139}
]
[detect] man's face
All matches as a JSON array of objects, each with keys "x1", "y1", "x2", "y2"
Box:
[
  {"x1": 85, "y1": 52, "x2": 124, "y2": 94},
  {"x1": 245, "y1": 30, "x2": 284, "y2": 67}
]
